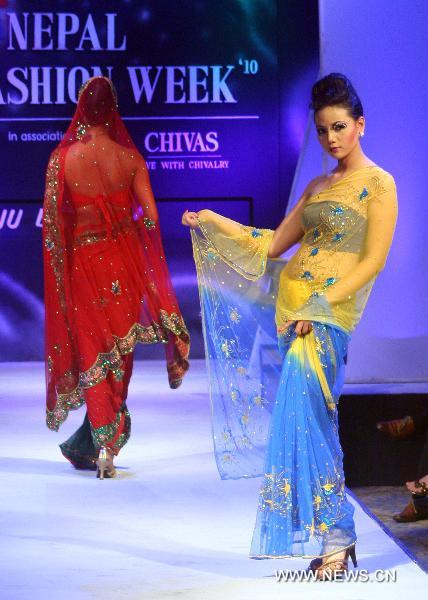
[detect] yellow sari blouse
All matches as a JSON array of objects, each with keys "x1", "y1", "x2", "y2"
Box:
[
  {"x1": 195, "y1": 165, "x2": 398, "y2": 335},
  {"x1": 191, "y1": 166, "x2": 397, "y2": 480}
]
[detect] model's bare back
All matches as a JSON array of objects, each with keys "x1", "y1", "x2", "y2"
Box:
[{"x1": 64, "y1": 137, "x2": 140, "y2": 197}]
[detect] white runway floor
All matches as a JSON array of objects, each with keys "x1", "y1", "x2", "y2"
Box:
[{"x1": 0, "y1": 361, "x2": 426, "y2": 599}]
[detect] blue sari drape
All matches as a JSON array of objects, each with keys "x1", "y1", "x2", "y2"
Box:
[
  {"x1": 250, "y1": 323, "x2": 356, "y2": 558},
  {"x1": 191, "y1": 214, "x2": 356, "y2": 558}
]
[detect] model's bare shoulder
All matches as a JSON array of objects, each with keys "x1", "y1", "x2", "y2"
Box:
[{"x1": 302, "y1": 174, "x2": 329, "y2": 200}]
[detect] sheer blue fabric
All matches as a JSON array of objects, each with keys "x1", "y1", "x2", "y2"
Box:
[
  {"x1": 191, "y1": 215, "x2": 357, "y2": 558},
  {"x1": 250, "y1": 323, "x2": 356, "y2": 558},
  {"x1": 192, "y1": 223, "x2": 283, "y2": 479}
]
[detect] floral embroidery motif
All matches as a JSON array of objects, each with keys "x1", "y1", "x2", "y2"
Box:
[
  {"x1": 229, "y1": 307, "x2": 241, "y2": 323},
  {"x1": 76, "y1": 122, "x2": 87, "y2": 140},
  {"x1": 252, "y1": 393, "x2": 264, "y2": 406},
  {"x1": 143, "y1": 217, "x2": 156, "y2": 230},
  {"x1": 330, "y1": 205, "x2": 345, "y2": 215},
  {"x1": 45, "y1": 238, "x2": 54, "y2": 251},
  {"x1": 324, "y1": 277, "x2": 336, "y2": 287},
  {"x1": 206, "y1": 249, "x2": 217, "y2": 261},
  {"x1": 203, "y1": 246, "x2": 218, "y2": 268},
  {"x1": 301, "y1": 271, "x2": 314, "y2": 280},
  {"x1": 259, "y1": 471, "x2": 293, "y2": 516},
  {"x1": 258, "y1": 469, "x2": 345, "y2": 538},
  {"x1": 230, "y1": 388, "x2": 240, "y2": 403},
  {"x1": 220, "y1": 339, "x2": 231, "y2": 357},
  {"x1": 322, "y1": 480, "x2": 336, "y2": 494},
  {"x1": 111, "y1": 280, "x2": 121, "y2": 296},
  {"x1": 359, "y1": 187, "x2": 368, "y2": 201}
]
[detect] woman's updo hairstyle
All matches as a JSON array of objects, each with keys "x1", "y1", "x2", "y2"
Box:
[{"x1": 310, "y1": 73, "x2": 363, "y2": 119}]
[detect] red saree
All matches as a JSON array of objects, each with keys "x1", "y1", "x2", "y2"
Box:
[{"x1": 42, "y1": 77, "x2": 189, "y2": 464}]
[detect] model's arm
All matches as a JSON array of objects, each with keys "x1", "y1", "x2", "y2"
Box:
[
  {"x1": 325, "y1": 174, "x2": 398, "y2": 305},
  {"x1": 267, "y1": 193, "x2": 309, "y2": 258},
  {"x1": 182, "y1": 177, "x2": 320, "y2": 257},
  {"x1": 131, "y1": 156, "x2": 159, "y2": 225}
]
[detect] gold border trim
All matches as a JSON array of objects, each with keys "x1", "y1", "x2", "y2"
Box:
[{"x1": 47, "y1": 310, "x2": 189, "y2": 431}]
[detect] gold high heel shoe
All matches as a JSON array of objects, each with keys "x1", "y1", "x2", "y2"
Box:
[
  {"x1": 96, "y1": 446, "x2": 116, "y2": 479},
  {"x1": 310, "y1": 545, "x2": 357, "y2": 580}
]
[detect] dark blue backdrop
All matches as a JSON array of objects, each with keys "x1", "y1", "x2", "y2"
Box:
[{"x1": 0, "y1": 0, "x2": 319, "y2": 360}]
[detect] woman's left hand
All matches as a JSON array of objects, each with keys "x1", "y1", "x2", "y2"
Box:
[{"x1": 281, "y1": 320, "x2": 313, "y2": 336}]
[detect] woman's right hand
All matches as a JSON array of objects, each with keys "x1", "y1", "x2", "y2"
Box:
[{"x1": 182, "y1": 209, "x2": 199, "y2": 229}]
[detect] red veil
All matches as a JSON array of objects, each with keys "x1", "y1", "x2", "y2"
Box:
[{"x1": 43, "y1": 77, "x2": 189, "y2": 433}]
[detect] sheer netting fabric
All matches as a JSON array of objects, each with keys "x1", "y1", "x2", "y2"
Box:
[
  {"x1": 191, "y1": 166, "x2": 397, "y2": 557},
  {"x1": 43, "y1": 77, "x2": 189, "y2": 451}
]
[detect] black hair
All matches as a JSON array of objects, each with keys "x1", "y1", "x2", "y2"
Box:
[{"x1": 310, "y1": 73, "x2": 363, "y2": 119}]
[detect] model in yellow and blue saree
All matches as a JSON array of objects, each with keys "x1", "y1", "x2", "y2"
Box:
[{"x1": 191, "y1": 166, "x2": 397, "y2": 559}]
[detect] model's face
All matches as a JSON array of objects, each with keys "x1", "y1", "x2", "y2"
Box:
[{"x1": 314, "y1": 105, "x2": 364, "y2": 160}]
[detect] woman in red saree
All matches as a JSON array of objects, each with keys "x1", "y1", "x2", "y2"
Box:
[{"x1": 43, "y1": 76, "x2": 190, "y2": 477}]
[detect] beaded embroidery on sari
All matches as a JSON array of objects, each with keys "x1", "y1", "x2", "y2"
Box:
[{"x1": 191, "y1": 167, "x2": 397, "y2": 555}]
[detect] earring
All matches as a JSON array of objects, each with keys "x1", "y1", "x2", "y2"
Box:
[{"x1": 359, "y1": 131, "x2": 365, "y2": 138}]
